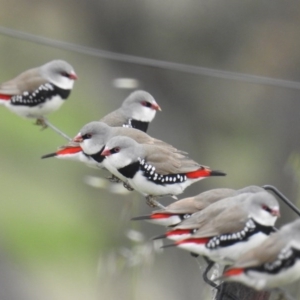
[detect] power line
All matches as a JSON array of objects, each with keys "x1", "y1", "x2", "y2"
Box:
[{"x1": 1, "y1": 26, "x2": 300, "y2": 90}]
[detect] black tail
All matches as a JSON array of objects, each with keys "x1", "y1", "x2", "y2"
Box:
[
  {"x1": 41, "y1": 152, "x2": 57, "y2": 159},
  {"x1": 161, "y1": 243, "x2": 177, "y2": 249},
  {"x1": 152, "y1": 234, "x2": 167, "y2": 240},
  {"x1": 131, "y1": 215, "x2": 151, "y2": 221},
  {"x1": 210, "y1": 170, "x2": 226, "y2": 176}
]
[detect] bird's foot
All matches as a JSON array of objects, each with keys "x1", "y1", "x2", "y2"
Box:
[
  {"x1": 123, "y1": 182, "x2": 134, "y2": 191},
  {"x1": 35, "y1": 118, "x2": 47, "y2": 129},
  {"x1": 106, "y1": 175, "x2": 122, "y2": 183},
  {"x1": 145, "y1": 196, "x2": 165, "y2": 209}
]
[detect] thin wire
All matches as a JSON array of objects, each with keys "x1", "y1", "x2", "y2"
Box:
[
  {"x1": 263, "y1": 185, "x2": 300, "y2": 217},
  {"x1": 42, "y1": 118, "x2": 72, "y2": 141},
  {"x1": 1, "y1": 26, "x2": 300, "y2": 90}
]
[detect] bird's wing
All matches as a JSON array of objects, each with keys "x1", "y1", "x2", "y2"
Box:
[
  {"x1": 144, "y1": 145, "x2": 201, "y2": 175},
  {"x1": 192, "y1": 188, "x2": 237, "y2": 210},
  {"x1": 192, "y1": 203, "x2": 248, "y2": 237},
  {"x1": 233, "y1": 232, "x2": 286, "y2": 267},
  {"x1": 100, "y1": 109, "x2": 127, "y2": 127},
  {"x1": 0, "y1": 68, "x2": 47, "y2": 95},
  {"x1": 154, "y1": 197, "x2": 200, "y2": 214}
]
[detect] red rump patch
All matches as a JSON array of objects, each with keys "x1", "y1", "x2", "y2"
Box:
[
  {"x1": 166, "y1": 229, "x2": 191, "y2": 237},
  {"x1": 0, "y1": 94, "x2": 12, "y2": 100},
  {"x1": 56, "y1": 146, "x2": 82, "y2": 156},
  {"x1": 224, "y1": 268, "x2": 244, "y2": 277},
  {"x1": 186, "y1": 168, "x2": 211, "y2": 179},
  {"x1": 177, "y1": 237, "x2": 210, "y2": 245},
  {"x1": 151, "y1": 213, "x2": 173, "y2": 219}
]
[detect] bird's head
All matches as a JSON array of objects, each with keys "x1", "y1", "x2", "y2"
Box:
[
  {"x1": 101, "y1": 136, "x2": 144, "y2": 169},
  {"x1": 122, "y1": 90, "x2": 161, "y2": 122},
  {"x1": 247, "y1": 191, "x2": 280, "y2": 226},
  {"x1": 40, "y1": 60, "x2": 77, "y2": 90},
  {"x1": 73, "y1": 122, "x2": 109, "y2": 155}
]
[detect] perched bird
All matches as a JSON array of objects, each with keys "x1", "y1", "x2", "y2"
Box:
[
  {"x1": 41, "y1": 90, "x2": 161, "y2": 161},
  {"x1": 101, "y1": 136, "x2": 226, "y2": 207},
  {"x1": 131, "y1": 188, "x2": 236, "y2": 227},
  {"x1": 164, "y1": 191, "x2": 279, "y2": 264},
  {"x1": 0, "y1": 60, "x2": 77, "y2": 126},
  {"x1": 157, "y1": 186, "x2": 264, "y2": 240},
  {"x1": 100, "y1": 90, "x2": 161, "y2": 132},
  {"x1": 42, "y1": 121, "x2": 180, "y2": 186},
  {"x1": 222, "y1": 219, "x2": 300, "y2": 290}
]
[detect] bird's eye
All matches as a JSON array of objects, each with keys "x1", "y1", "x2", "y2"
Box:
[
  {"x1": 111, "y1": 147, "x2": 120, "y2": 154},
  {"x1": 141, "y1": 101, "x2": 152, "y2": 108},
  {"x1": 82, "y1": 133, "x2": 92, "y2": 140},
  {"x1": 262, "y1": 205, "x2": 272, "y2": 213},
  {"x1": 61, "y1": 71, "x2": 70, "y2": 78}
]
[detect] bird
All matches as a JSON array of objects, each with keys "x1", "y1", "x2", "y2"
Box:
[
  {"x1": 131, "y1": 188, "x2": 236, "y2": 227},
  {"x1": 100, "y1": 90, "x2": 161, "y2": 132},
  {"x1": 42, "y1": 121, "x2": 177, "y2": 163},
  {"x1": 100, "y1": 135, "x2": 226, "y2": 207},
  {"x1": 42, "y1": 121, "x2": 182, "y2": 192},
  {"x1": 155, "y1": 186, "x2": 265, "y2": 240},
  {"x1": 41, "y1": 90, "x2": 161, "y2": 162},
  {"x1": 163, "y1": 191, "x2": 279, "y2": 264},
  {"x1": 221, "y1": 219, "x2": 300, "y2": 291},
  {"x1": 0, "y1": 60, "x2": 77, "y2": 126}
]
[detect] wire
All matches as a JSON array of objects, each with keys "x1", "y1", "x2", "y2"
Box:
[
  {"x1": 1, "y1": 26, "x2": 300, "y2": 90},
  {"x1": 263, "y1": 185, "x2": 300, "y2": 217}
]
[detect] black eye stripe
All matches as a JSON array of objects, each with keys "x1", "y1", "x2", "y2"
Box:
[
  {"x1": 82, "y1": 133, "x2": 92, "y2": 139},
  {"x1": 262, "y1": 205, "x2": 272, "y2": 213},
  {"x1": 61, "y1": 71, "x2": 70, "y2": 78},
  {"x1": 141, "y1": 101, "x2": 152, "y2": 108},
  {"x1": 111, "y1": 147, "x2": 120, "y2": 154}
]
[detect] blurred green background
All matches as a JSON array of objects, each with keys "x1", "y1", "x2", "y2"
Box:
[{"x1": 1, "y1": 1, "x2": 300, "y2": 299}]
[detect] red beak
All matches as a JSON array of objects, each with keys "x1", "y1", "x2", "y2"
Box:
[
  {"x1": 69, "y1": 72, "x2": 78, "y2": 80},
  {"x1": 73, "y1": 134, "x2": 83, "y2": 143},
  {"x1": 272, "y1": 209, "x2": 281, "y2": 217},
  {"x1": 152, "y1": 103, "x2": 162, "y2": 111},
  {"x1": 101, "y1": 148, "x2": 111, "y2": 156}
]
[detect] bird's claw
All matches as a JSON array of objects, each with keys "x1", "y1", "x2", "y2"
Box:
[
  {"x1": 123, "y1": 182, "x2": 134, "y2": 191},
  {"x1": 106, "y1": 175, "x2": 122, "y2": 183},
  {"x1": 35, "y1": 118, "x2": 48, "y2": 129},
  {"x1": 145, "y1": 196, "x2": 165, "y2": 209}
]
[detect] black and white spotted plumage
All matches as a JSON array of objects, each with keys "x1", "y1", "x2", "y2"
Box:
[
  {"x1": 10, "y1": 83, "x2": 70, "y2": 107},
  {"x1": 223, "y1": 219, "x2": 300, "y2": 290},
  {"x1": 101, "y1": 136, "x2": 226, "y2": 203},
  {"x1": 169, "y1": 191, "x2": 279, "y2": 265},
  {"x1": 0, "y1": 60, "x2": 77, "y2": 120}
]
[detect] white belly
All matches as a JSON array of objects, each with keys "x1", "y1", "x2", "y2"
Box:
[
  {"x1": 231, "y1": 260, "x2": 300, "y2": 290},
  {"x1": 129, "y1": 171, "x2": 202, "y2": 196},
  {"x1": 7, "y1": 95, "x2": 65, "y2": 118},
  {"x1": 177, "y1": 232, "x2": 269, "y2": 265}
]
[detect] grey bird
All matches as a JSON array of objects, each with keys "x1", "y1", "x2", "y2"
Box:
[
  {"x1": 222, "y1": 219, "x2": 300, "y2": 290},
  {"x1": 131, "y1": 188, "x2": 236, "y2": 227},
  {"x1": 166, "y1": 191, "x2": 279, "y2": 265},
  {"x1": 148, "y1": 186, "x2": 264, "y2": 240},
  {"x1": 101, "y1": 136, "x2": 226, "y2": 207},
  {"x1": 0, "y1": 60, "x2": 77, "y2": 126},
  {"x1": 42, "y1": 121, "x2": 181, "y2": 188},
  {"x1": 41, "y1": 90, "x2": 161, "y2": 161},
  {"x1": 100, "y1": 90, "x2": 161, "y2": 132}
]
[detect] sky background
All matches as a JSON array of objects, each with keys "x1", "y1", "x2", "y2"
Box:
[{"x1": 1, "y1": 1, "x2": 300, "y2": 299}]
